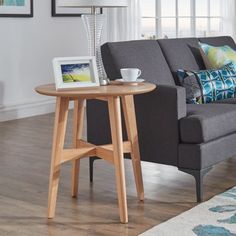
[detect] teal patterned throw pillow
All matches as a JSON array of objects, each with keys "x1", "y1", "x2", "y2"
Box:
[{"x1": 177, "y1": 63, "x2": 236, "y2": 104}]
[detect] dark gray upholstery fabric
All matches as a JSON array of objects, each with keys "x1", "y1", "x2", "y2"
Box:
[
  {"x1": 101, "y1": 40, "x2": 175, "y2": 85},
  {"x1": 87, "y1": 100, "x2": 112, "y2": 146},
  {"x1": 87, "y1": 85, "x2": 186, "y2": 166},
  {"x1": 135, "y1": 85, "x2": 186, "y2": 165},
  {"x1": 93, "y1": 36, "x2": 236, "y2": 173},
  {"x1": 180, "y1": 104, "x2": 236, "y2": 144},
  {"x1": 179, "y1": 132, "x2": 236, "y2": 170},
  {"x1": 199, "y1": 36, "x2": 236, "y2": 50},
  {"x1": 158, "y1": 38, "x2": 206, "y2": 84}
]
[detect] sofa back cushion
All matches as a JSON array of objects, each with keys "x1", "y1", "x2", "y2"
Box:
[
  {"x1": 101, "y1": 36, "x2": 236, "y2": 86},
  {"x1": 101, "y1": 40, "x2": 175, "y2": 85},
  {"x1": 157, "y1": 36, "x2": 236, "y2": 85},
  {"x1": 158, "y1": 38, "x2": 206, "y2": 84}
]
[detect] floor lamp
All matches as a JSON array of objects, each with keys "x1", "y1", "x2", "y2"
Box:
[{"x1": 58, "y1": 0, "x2": 128, "y2": 85}]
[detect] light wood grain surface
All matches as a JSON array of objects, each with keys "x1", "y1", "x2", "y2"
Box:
[
  {"x1": 71, "y1": 99, "x2": 86, "y2": 198},
  {"x1": 108, "y1": 96, "x2": 128, "y2": 223},
  {"x1": 122, "y1": 95, "x2": 144, "y2": 201},
  {"x1": 35, "y1": 82, "x2": 156, "y2": 223},
  {"x1": 48, "y1": 97, "x2": 69, "y2": 219},
  {"x1": 35, "y1": 83, "x2": 156, "y2": 98}
]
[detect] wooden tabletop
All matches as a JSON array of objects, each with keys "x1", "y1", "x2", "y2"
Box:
[{"x1": 35, "y1": 83, "x2": 156, "y2": 98}]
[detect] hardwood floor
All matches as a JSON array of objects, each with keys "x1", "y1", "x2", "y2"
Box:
[{"x1": 0, "y1": 112, "x2": 236, "y2": 236}]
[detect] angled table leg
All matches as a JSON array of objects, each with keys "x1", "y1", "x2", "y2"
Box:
[
  {"x1": 71, "y1": 99, "x2": 86, "y2": 198},
  {"x1": 121, "y1": 95, "x2": 144, "y2": 201},
  {"x1": 108, "y1": 96, "x2": 128, "y2": 224},
  {"x1": 48, "y1": 97, "x2": 69, "y2": 219}
]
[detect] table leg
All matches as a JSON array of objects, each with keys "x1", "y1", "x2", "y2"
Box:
[
  {"x1": 121, "y1": 95, "x2": 144, "y2": 201},
  {"x1": 48, "y1": 97, "x2": 69, "y2": 219},
  {"x1": 108, "y1": 96, "x2": 128, "y2": 224},
  {"x1": 71, "y1": 99, "x2": 86, "y2": 198}
]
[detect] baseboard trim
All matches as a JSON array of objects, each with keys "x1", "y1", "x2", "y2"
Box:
[{"x1": 0, "y1": 99, "x2": 56, "y2": 122}]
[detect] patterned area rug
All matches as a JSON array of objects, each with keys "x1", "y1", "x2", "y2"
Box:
[{"x1": 140, "y1": 187, "x2": 236, "y2": 236}]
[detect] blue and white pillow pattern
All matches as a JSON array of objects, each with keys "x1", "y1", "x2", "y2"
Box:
[{"x1": 177, "y1": 62, "x2": 236, "y2": 104}]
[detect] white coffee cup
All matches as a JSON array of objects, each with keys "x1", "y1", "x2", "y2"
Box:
[{"x1": 120, "y1": 68, "x2": 142, "y2": 82}]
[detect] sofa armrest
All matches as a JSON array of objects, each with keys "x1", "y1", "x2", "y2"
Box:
[
  {"x1": 137, "y1": 85, "x2": 186, "y2": 119},
  {"x1": 87, "y1": 84, "x2": 186, "y2": 166}
]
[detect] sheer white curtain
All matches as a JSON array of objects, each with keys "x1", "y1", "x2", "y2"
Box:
[
  {"x1": 106, "y1": 0, "x2": 141, "y2": 41},
  {"x1": 221, "y1": 0, "x2": 236, "y2": 40}
]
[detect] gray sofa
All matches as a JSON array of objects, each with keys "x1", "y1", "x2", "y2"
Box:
[{"x1": 87, "y1": 36, "x2": 236, "y2": 202}]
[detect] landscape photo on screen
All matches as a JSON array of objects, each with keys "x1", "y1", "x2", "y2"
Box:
[
  {"x1": 61, "y1": 63, "x2": 92, "y2": 83},
  {"x1": 0, "y1": 0, "x2": 25, "y2": 6}
]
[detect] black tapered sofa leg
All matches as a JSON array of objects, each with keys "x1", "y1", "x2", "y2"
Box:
[
  {"x1": 179, "y1": 167, "x2": 212, "y2": 203},
  {"x1": 89, "y1": 157, "x2": 95, "y2": 183},
  {"x1": 89, "y1": 157, "x2": 100, "y2": 183}
]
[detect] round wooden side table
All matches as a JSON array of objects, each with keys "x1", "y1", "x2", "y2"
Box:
[{"x1": 35, "y1": 82, "x2": 156, "y2": 223}]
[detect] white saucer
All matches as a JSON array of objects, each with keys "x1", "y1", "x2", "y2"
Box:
[{"x1": 115, "y1": 78, "x2": 145, "y2": 83}]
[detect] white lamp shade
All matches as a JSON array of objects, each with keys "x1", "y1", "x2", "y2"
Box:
[{"x1": 58, "y1": 0, "x2": 128, "y2": 8}]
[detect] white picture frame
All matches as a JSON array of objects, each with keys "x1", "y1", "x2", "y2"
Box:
[{"x1": 53, "y1": 56, "x2": 100, "y2": 90}]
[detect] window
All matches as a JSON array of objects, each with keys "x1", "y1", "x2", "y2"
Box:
[{"x1": 141, "y1": 0, "x2": 222, "y2": 39}]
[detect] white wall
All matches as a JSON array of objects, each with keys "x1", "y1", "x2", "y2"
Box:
[{"x1": 0, "y1": 0, "x2": 89, "y2": 121}]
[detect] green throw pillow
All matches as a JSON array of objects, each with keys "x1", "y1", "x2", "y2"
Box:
[
  {"x1": 177, "y1": 63, "x2": 236, "y2": 104},
  {"x1": 199, "y1": 42, "x2": 236, "y2": 69}
]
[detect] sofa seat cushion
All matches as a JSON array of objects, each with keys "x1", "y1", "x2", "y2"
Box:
[{"x1": 180, "y1": 104, "x2": 236, "y2": 143}]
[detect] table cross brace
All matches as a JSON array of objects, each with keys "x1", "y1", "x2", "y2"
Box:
[{"x1": 60, "y1": 140, "x2": 132, "y2": 165}]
